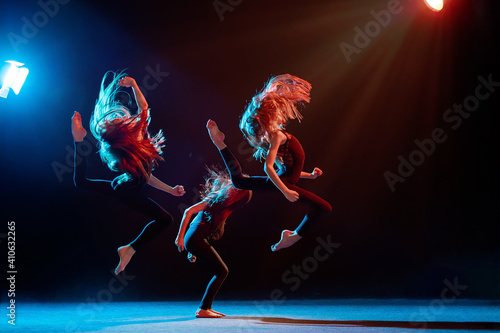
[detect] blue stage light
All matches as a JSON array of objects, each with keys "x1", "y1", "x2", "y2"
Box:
[{"x1": 0, "y1": 61, "x2": 29, "y2": 98}]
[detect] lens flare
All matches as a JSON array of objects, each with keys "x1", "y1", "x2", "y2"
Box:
[
  {"x1": 424, "y1": 0, "x2": 444, "y2": 12},
  {"x1": 0, "y1": 61, "x2": 29, "y2": 98}
]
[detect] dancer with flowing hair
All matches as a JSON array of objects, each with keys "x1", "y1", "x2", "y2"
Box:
[
  {"x1": 175, "y1": 167, "x2": 251, "y2": 318},
  {"x1": 71, "y1": 71, "x2": 185, "y2": 275},
  {"x1": 207, "y1": 74, "x2": 332, "y2": 252}
]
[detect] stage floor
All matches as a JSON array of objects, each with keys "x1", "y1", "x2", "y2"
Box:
[{"x1": 4, "y1": 299, "x2": 500, "y2": 332}]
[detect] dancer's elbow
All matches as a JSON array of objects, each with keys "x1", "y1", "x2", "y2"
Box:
[{"x1": 263, "y1": 163, "x2": 273, "y2": 176}]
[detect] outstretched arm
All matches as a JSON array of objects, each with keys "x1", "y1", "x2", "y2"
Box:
[
  {"x1": 264, "y1": 131, "x2": 299, "y2": 202},
  {"x1": 149, "y1": 175, "x2": 186, "y2": 196},
  {"x1": 300, "y1": 167, "x2": 323, "y2": 180},
  {"x1": 175, "y1": 200, "x2": 208, "y2": 252},
  {"x1": 119, "y1": 76, "x2": 148, "y2": 112}
]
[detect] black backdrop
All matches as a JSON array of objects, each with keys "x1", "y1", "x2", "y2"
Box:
[{"x1": 0, "y1": 0, "x2": 498, "y2": 303}]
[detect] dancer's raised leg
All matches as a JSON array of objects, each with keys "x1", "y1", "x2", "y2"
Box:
[{"x1": 207, "y1": 119, "x2": 271, "y2": 192}]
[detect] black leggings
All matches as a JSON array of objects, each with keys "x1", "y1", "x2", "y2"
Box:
[
  {"x1": 73, "y1": 141, "x2": 173, "y2": 251},
  {"x1": 219, "y1": 147, "x2": 332, "y2": 236},
  {"x1": 184, "y1": 218, "x2": 228, "y2": 310}
]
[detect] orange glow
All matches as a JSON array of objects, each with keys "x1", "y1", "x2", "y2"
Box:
[{"x1": 424, "y1": 0, "x2": 444, "y2": 12}]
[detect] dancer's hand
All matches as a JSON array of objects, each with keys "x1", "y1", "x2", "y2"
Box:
[
  {"x1": 311, "y1": 167, "x2": 323, "y2": 179},
  {"x1": 118, "y1": 76, "x2": 136, "y2": 88},
  {"x1": 284, "y1": 189, "x2": 299, "y2": 202},
  {"x1": 175, "y1": 235, "x2": 185, "y2": 252},
  {"x1": 120, "y1": 76, "x2": 149, "y2": 111},
  {"x1": 71, "y1": 111, "x2": 87, "y2": 142},
  {"x1": 187, "y1": 252, "x2": 196, "y2": 263},
  {"x1": 171, "y1": 185, "x2": 186, "y2": 197}
]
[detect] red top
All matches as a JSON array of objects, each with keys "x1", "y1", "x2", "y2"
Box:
[{"x1": 276, "y1": 131, "x2": 305, "y2": 185}]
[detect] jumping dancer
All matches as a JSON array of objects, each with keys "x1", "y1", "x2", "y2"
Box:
[
  {"x1": 206, "y1": 74, "x2": 332, "y2": 252},
  {"x1": 175, "y1": 167, "x2": 251, "y2": 318},
  {"x1": 71, "y1": 71, "x2": 185, "y2": 275}
]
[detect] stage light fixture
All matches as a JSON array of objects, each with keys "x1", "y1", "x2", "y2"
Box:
[
  {"x1": 423, "y1": 0, "x2": 444, "y2": 12},
  {"x1": 0, "y1": 61, "x2": 29, "y2": 98}
]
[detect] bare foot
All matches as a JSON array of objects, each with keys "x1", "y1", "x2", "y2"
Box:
[
  {"x1": 196, "y1": 308, "x2": 223, "y2": 318},
  {"x1": 209, "y1": 309, "x2": 226, "y2": 317},
  {"x1": 115, "y1": 245, "x2": 136, "y2": 275},
  {"x1": 271, "y1": 230, "x2": 302, "y2": 252},
  {"x1": 206, "y1": 119, "x2": 227, "y2": 150},
  {"x1": 71, "y1": 111, "x2": 87, "y2": 142}
]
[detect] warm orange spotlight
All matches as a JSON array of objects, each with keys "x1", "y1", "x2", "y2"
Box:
[{"x1": 423, "y1": 0, "x2": 444, "y2": 12}]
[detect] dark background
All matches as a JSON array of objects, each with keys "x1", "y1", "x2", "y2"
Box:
[{"x1": 0, "y1": 0, "x2": 498, "y2": 303}]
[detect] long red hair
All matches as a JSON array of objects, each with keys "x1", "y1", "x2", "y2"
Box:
[{"x1": 90, "y1": 71, "x2": 165, "y2": 184}]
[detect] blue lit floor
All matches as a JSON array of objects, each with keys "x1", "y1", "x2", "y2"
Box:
[{"x1": 4, "y1": 299, "x2": 500, "y2": 332}]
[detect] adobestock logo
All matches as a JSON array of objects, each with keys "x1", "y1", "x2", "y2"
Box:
[
  {"x1": 213, "y1": 0, "x2": 243, "y2": 22},
  {"x1": 340, "y1": 0, "x2": 404, "y2": 64},
  {"x1": 384, "y1": 74, "x2": 499, "y2": 192},
  {"x1": 409, "y1": 277, "x2": 467, "y2": 329},
  {"x1": 7, "y1": 0, "x2": 72, "y2": 53},
  {"x1": 253, "y1": 235, "x2": 340, "y2": 314}
]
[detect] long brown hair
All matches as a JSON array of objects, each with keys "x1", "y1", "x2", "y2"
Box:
[
  {"x1": 90, "y1": 71, "x2": 165, "y2": 184},
  {"x1": 239, "y1": 74, "x2": 311, "y2": 164}
]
